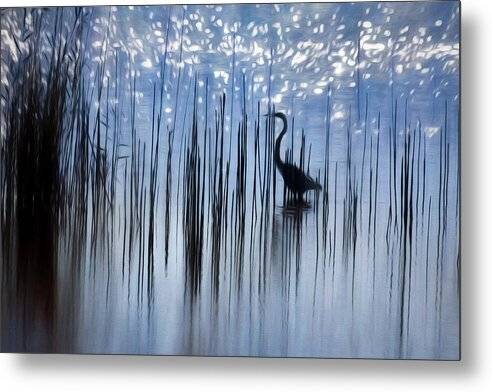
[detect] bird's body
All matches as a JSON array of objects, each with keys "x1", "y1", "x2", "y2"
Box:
[{"x1": 271, "y1": 112, "x2": 322, "y2": 202}]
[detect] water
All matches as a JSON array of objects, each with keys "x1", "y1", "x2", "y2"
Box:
[{"x1": 0, "y1": 2, "x2": 460, "y2": 359}]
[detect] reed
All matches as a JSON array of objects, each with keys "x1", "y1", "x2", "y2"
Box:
[{"x1": 0, "y1": 6, "x2": 459, "y2": 358}]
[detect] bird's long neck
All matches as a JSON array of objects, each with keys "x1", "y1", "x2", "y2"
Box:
[{"x1": 274, "y1": 113, "x2": 288, "y2": 168}]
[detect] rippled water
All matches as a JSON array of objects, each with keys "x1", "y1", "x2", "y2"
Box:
[{"x1": 1, "y1": 2, "x2": 460, "y2": 359}]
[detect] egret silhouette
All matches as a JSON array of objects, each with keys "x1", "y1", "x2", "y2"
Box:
[{"x1": 268, "y1": 111, "x2": 322, "y2": 203}]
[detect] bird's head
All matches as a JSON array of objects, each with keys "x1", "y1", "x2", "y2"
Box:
[{"x1": 263, "y1": 111, "x2": 287, "y2": 121}]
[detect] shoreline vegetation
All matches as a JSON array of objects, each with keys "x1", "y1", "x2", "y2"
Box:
[{"x1": 0, "y1": 6, "x2": 459, "y2": 358}]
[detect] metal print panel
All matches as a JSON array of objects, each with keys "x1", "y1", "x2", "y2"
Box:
[{"x1": 0, "y1": 1, "x2": 460, "y2": 359}]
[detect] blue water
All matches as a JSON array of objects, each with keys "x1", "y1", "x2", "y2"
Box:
[{"x1": 0, "y1": 2, "x2": 460, "y2": 358}]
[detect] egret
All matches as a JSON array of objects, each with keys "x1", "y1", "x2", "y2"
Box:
[{"x1": 267, "y1": 111, "x2": 322, "y2": 202}]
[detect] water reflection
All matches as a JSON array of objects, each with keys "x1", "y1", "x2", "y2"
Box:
[{"x1": 0, "y1": 3, "x2": 459, "y2": 359}]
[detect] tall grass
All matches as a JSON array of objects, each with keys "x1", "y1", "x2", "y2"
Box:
[
  {"x1": 0, "y1": 6, "x2": 459, "y2": 357},
  {"x1": 1, "y1": 8, "x2": 85, "y2": 352}
]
